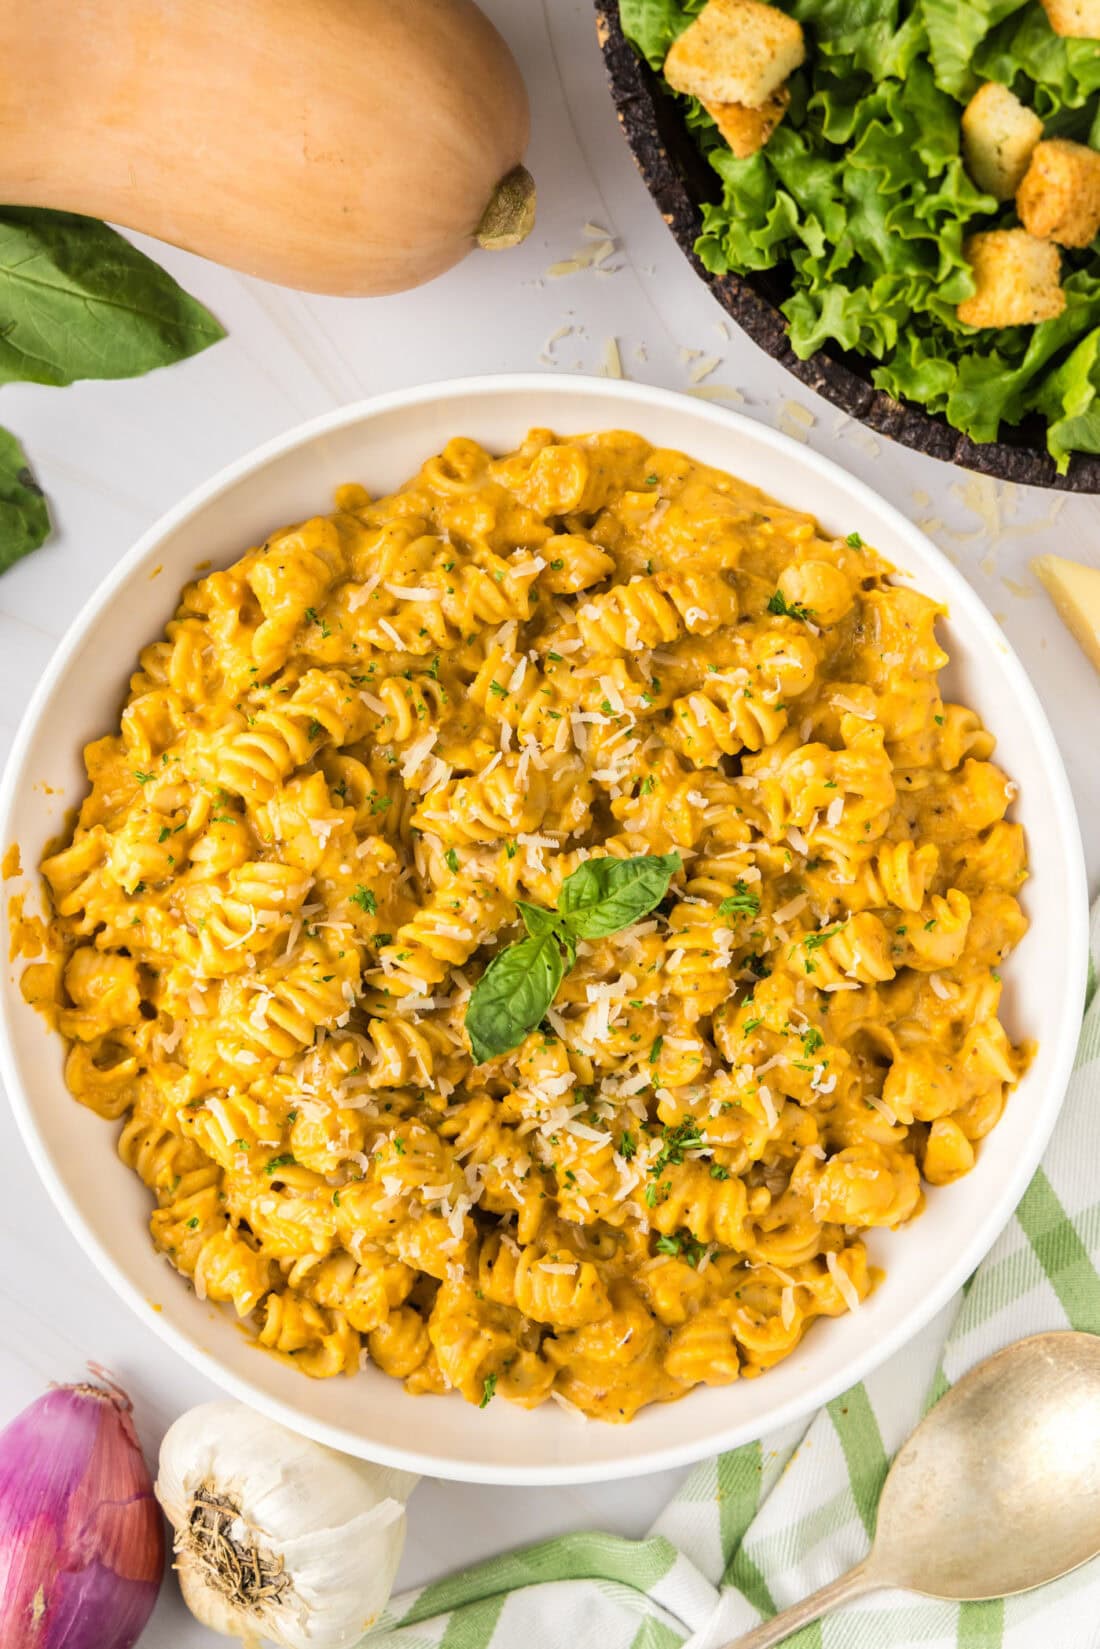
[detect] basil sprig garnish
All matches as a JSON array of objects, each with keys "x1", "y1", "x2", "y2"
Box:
[
  {"x1": 465, "y1": 852, "x2": 681, "y2": 1062},
  {"x1": 556, "y1": 853, "x2": 682, "y2": 938},
  {"x1": 464, "y1": 932, "x2": 566, "y2": 1064}
]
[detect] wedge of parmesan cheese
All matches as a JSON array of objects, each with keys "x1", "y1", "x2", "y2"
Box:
[{"x1": 1032, "y1": 554, "x2": 1100, "y2": 673}]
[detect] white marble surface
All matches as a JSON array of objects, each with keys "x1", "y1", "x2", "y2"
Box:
[{"x1": 1, "y1": 2, "x2": 1098, "y2": 1641}]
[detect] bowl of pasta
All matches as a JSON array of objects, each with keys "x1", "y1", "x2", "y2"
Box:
[{"x1": 0, "y1": 375, "x2": 1087, "y2": 1484}]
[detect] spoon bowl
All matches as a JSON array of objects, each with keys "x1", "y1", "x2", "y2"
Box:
[
  {"x1": 726, "y1": 1332, "x2": 1100, "y2": 1648},
  {"x1": 874, "y1": 1331, "x2": 1100, "y2": 1600}
]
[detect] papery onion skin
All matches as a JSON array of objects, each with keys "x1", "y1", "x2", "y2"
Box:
[{"x1": 0, "y1": 1374, "x2": 164, "y2": 1649}]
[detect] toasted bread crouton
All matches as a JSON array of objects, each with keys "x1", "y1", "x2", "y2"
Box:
[
  {"x1": 1017, "y1": 139, "x2": 1100, "y2": 247},
  {"x1": 705, "y1": 86, "x2": 790, "y2": 157},
  {"x1": 1039, "y1": 0, "x2": 1100, "y2": 37},
  {"x1": 665, "y1": 0, "x2": 805, "y2": 110},
  {"x1": 957, "y1": 230, "x2": 1064, "y2": 328},
  {"x1": 961, "y1": 83, "x2": 1043, "y2": 200}
]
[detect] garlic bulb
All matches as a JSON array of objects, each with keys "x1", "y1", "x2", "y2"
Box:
[{"x1": 156, "y1": 1401, "x2": 417, "y2": 1648}]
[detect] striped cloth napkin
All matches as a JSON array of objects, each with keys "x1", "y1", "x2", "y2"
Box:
[{"x1": 364, "y1": 905, "x2": 1100, "y2": 1649}]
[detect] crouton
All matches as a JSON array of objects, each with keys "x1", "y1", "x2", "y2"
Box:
[
  {"x1": 1017, "y1": 138, "x2": 1100, "y2": 247},
  {"x1": 1039, "y1": 0, "x2": 1100, "y2": 37},
  {"x1": 705, "y1": 86, "x2": 790, "y2": 157},
  {"x1": 957, "y1": 230, "x2": 1064, "y2": 328},
  {"x1": 664, "y1": 0, "x2": 805, "y2": 110},
  {"x1": 961, "y1": 82, "x2": 1043, "y2": 201}
]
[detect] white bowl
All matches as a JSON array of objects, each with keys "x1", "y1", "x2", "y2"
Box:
[{"x1": 0, "y1": 375, "x2": 1088, "y2": 1484}]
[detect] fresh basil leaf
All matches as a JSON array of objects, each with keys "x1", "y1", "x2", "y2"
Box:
[
  {"x1": 557, "y1": 852, "x2": 681, "y2": 939},
  {"x1": 465, "y1": 931, "x2": 564, "y2": 1063},
  {"x1": 515, "y1": 900, "x2": 562, "y2": 940},
  {"x1": 0, "y1": 208, "x2": 225, "y2": 387},
  {"x1": 0, "y1": 427, "x2": 50, "y2": 572}
]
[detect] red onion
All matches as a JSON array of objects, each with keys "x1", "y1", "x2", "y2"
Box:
[{"x1": 0, "y1": 1367, "x2": 164, "y2": 1648}]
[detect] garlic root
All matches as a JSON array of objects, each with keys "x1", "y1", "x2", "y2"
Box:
[{"x1": 156, "y1": 1400, "x2": 417, "y2": 1648}]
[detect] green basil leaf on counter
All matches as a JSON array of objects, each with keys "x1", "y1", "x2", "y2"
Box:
[
  {"x1": 0, "y1": 208, "x2": 224, "y2": 387},
  {"x1": 0, "y1": 428, "x2": 50, "y2": 571},
  {"x1": 557, "y1": 852, "x2": 681, "y2": 939},
  {"x1": 465, "y1": 931, "x2": 565, "y2": 1064}
]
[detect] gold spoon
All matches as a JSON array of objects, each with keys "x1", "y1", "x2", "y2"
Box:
[{"x1": 724, "y1": 1331, "x2": 1100, "y2": 1649}]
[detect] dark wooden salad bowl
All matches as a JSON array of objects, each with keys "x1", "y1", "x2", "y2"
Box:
[{"x1": 596, "y1": 0, "x2": 1100, "y2": 492}]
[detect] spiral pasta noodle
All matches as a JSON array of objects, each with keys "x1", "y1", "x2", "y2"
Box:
[{"x1": 21, "y1": 428, "x2": 1030, "y2": 1422}]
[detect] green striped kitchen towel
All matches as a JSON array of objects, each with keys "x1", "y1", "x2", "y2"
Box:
[{"x1": 364, "y1": 904, "x2": 1100, "y2": 1649}]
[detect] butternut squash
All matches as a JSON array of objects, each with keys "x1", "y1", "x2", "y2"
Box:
[{"x1": 0, "y1": 0, "x2": 534, "y2": 296}]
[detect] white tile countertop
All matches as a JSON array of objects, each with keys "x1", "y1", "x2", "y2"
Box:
[{"x1": 1, "y1": 2, "x2": 1098, "y2": 1642}]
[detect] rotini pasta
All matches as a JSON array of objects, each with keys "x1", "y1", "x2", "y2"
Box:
[{"x1": 22, "y1": 429, "x2": 1030, "y2": 1422}]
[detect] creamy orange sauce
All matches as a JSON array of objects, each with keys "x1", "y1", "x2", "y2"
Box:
[{"x1": 23, "y1": 430, "x2": 1029, "y2": 1420}]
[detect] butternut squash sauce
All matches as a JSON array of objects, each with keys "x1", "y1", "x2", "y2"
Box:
[{"x1": 22, "y1": 429, "x2": 1030, "y2": 1420}]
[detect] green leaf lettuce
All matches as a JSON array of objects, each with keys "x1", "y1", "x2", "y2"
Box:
[{"x1": 621, "y1": 0, "x2": 1100, "y2": 472}]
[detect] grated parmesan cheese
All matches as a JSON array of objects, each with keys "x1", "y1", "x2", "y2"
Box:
[
  {"x1": 600, "y1": 336, "x2": 624, "y2": 380},
  {"x1": 223, "y1": 909, "x2": 260, "y2": 951},
  {"x1": 565, "y1": 1120, "x2": 612, "y2": 1145},
  {"x1": 346, "y1": 572, "x2": 382, "y2": 611},
  {"x1": 827, "y1": 1250, "x2": 861, "y2": 1312},
  {"x1": 549, "y1": 1390, "x2": 590, "y2": 1422},
  {"x1": 400, "y1": 731, "x2": 438, "y2": 781},
  {"x1": 155, "y1": 1021, "x2": 185, "y2": 1056},
  {"x1": 599, "y1": 675, "x2": 626, "y2": 715},
  {"x1": 831, "y1": 694, "x2": 875, "y2": 720},
  {"x1": 688, "y1": 355, "x2": 721, "y2": 385},
  {"x1": 685, "y1": 383, "x2": 745, "y2": 404},
  {"x1": 384, "y1": 583, "x2": 437, "y2": 602}
]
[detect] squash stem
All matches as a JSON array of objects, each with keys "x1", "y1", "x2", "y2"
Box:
[{"x1": 476, "y1": 166, "x2": 536, "y2": 250}]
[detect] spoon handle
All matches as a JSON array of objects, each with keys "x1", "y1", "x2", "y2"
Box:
[{"x1": 719, "y1": 1560, "x2": 878, "y2": 1649}]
